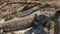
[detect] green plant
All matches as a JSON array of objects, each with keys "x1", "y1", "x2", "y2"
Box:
[
  {"x1": 46, "y1": 21, "x2": 52, "y2": 28},
  {"x1": 46, "y1": 20, "x2": 55, "y2": 29},
  {"x1": 16, "y1": 12, "x2": 22, "y2": 18}
]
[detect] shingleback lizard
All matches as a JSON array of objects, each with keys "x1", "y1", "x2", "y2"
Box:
[{"x1": 0, "y1": 3, "x2": 60, "y2": 34}]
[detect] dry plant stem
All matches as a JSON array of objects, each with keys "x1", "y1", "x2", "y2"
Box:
[
  {"x1": 0, "y1": 29, "x2": 3, "y2": 34},
  {"x1": 0, "y1": 14, "x2": 36, "y2": 32},
  {"x1": 0, "y1": 2, "x2": 7, "y2": 9}
]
